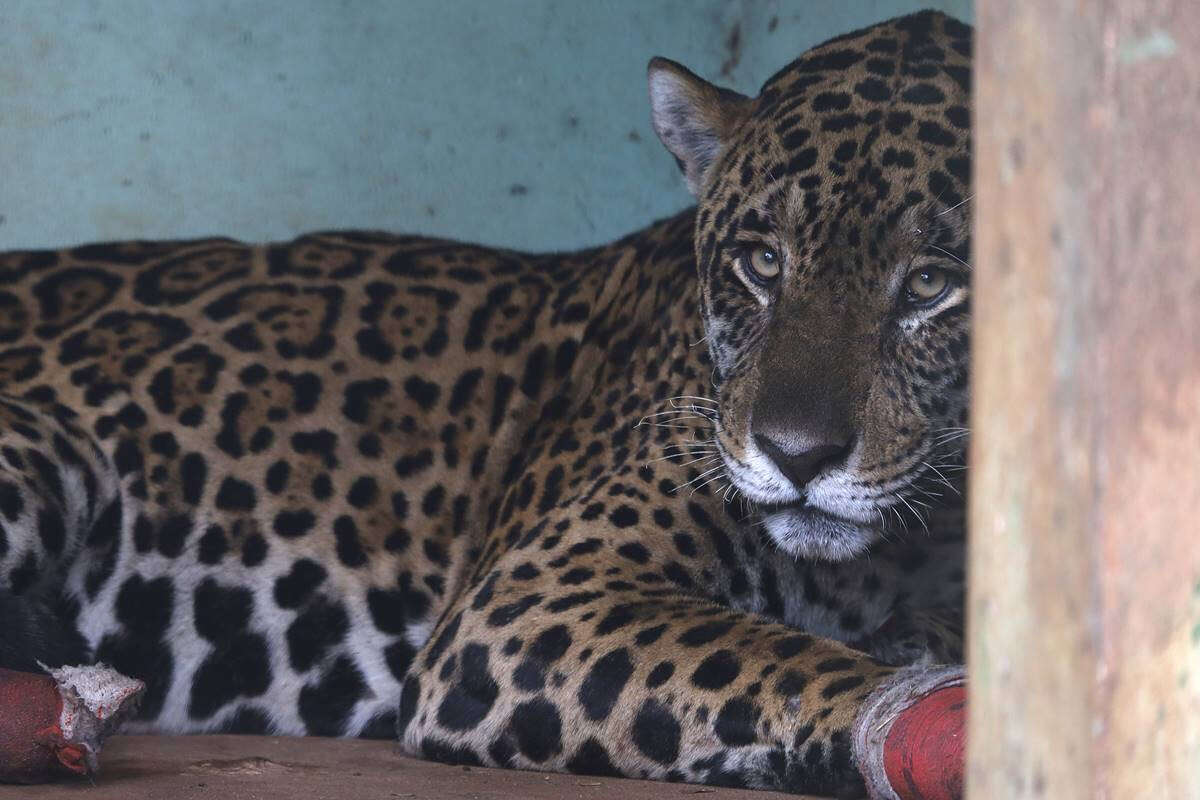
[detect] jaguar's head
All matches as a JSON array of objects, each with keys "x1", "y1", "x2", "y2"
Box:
[{"x1": 649, "y1": 11, "x2": 972, "y2": 561}]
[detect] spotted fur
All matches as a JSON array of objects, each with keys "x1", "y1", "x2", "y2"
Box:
[{"x1": 0, "y1": 11, "x2": 970, "y2": 796}]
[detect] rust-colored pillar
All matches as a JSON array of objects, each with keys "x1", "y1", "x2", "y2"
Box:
[{"x1": 969, "y1": 1, "x2": 1200, "y2": 798}]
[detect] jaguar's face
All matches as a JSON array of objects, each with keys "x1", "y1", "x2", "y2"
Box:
[
  {"x1": 650, "y1": 11, "x2": 972, "y2": 560},
  {"x1": 702, "y1": 193, "x2": 971, "y2": 563}
]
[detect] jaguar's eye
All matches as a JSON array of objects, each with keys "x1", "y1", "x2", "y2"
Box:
[
  {"x1": 905, "y1": 267, "x2": 951, "y2": 304},
  {"x1": 744, "y1": 247, "x2": 780, "y2": 283}
]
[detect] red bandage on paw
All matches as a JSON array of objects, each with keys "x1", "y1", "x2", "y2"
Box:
[
  {"x1": 0, "y1": 664, "x2": 144, "y2": 784},
  {"x1": 852, "y1": 665, "x2": 966, "y2": 800},
  {"x1": 881, "y1": 684, "x2": 965, "y2": 800}
]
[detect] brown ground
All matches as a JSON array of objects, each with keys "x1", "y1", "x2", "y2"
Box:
[{"x1": 16, "y1": 735, "x2": 820, "y2": 799}]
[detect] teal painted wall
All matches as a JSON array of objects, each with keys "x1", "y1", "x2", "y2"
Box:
[{"x1": 0, "y1": 1, "x2": 972, "y2": 252}]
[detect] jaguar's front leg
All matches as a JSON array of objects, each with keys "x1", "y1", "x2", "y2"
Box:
[{"x1": 399, "y1": 555, "x2": 962, "y2": 798}]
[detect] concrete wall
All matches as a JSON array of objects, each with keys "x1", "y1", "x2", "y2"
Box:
[{"x1": 0, "y1": 0, "x2": 971, "y2": 252}]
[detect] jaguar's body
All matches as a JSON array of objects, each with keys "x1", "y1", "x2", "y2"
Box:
[{"x1": 0, "y1": 11, "x2": 971, "y2": 797}]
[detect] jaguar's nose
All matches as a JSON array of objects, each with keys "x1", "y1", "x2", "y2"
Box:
[{"x1": 753, "y1": 432, "x2": 851, "y2": 490}]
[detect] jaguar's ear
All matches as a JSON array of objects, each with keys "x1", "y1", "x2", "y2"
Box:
[{"x1": 648, "y1": 57, "x2": 753, "y2": 198}]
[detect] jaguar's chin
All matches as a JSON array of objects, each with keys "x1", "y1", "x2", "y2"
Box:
[{"x1": 758, "y1": 503, "x2": 880, "y2": 562}]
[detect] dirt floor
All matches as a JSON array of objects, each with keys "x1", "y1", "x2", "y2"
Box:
[{"x1": 15, "y1": 735, "x2": 820, "y2": 799}]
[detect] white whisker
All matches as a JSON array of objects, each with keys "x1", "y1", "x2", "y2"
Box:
[
  {"x1": 926, "y1": 243, "x2": 971, "y2": 270},
  {"x1": 935, "y1": 193, "x2": 973, "y2": 216},
  {"x1": 668, "y1": 395, "x2": 718, "y2": 407},
  {"x1": 672, "y1": 462, "x2": 727, "y2": 493},
  {"x1": 689, "y1": 471, "x2": 728, "y2": 496}
]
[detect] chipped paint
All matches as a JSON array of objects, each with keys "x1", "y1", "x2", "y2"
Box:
[{"x1": 1119, "y1": 29, "x2": 1177, "y2": 63}]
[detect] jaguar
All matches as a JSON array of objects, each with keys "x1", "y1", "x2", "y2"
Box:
[{"x1": 0, "y1": 10, "x2": 971, "y2": 797}]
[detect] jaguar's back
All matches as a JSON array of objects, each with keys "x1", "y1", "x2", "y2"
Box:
[{"x1": 0, "y1": 225, "x2": 699, "y2": 734}]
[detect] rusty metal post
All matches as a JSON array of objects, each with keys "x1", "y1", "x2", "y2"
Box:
[{"x1": 969, "y1": 1, "x2": 1200, "y2": 798}]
